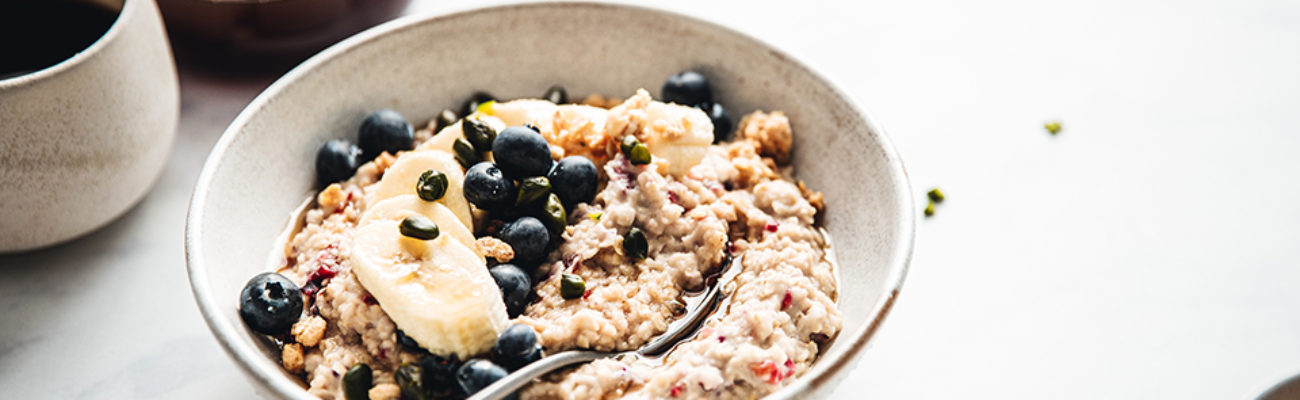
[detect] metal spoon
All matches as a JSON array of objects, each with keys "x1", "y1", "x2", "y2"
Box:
[{"x1": 468, "y1": 254, "x2": 744, "y2": 400}]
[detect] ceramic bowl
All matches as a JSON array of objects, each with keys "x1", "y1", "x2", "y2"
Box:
[
  {"x1": 0, "y1": 0, "x2": 179, "y2": 252},
  {"x1": 186, "y1": 3, "x2": 914, "y2": 398}
]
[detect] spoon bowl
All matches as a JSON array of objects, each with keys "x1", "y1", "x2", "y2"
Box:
[{"x1": 469, "y1": 254, "x2": 745, "y2": 400}]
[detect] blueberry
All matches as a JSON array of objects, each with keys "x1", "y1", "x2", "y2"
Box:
[
  {"x1": 315, "y1": 139, "x2": 361, "y2": 187},
  {"x1": 396, "y1": 329, "x2": 425, "y2": 353},
  {"x1": 357, "y1": 109, "x2": 414, "y2": 162},
  {"x1": 547, "y1": 156, "x2": 598, "y2": 208},
  {"x1": 488, "y1": 264, "x2": 531, "y2": 317},
  {"x1": 543, "y1": 85, "x2": 567, "y2": 104},
  {"x1": 499, "y1": 217, "x2": 549, "y2": 262},
  {"x1": 238, "y1": 272, "x2": 303, "y2": 335},
  {"x1": 700, "y1": 102, "x2": 733, "y2": 143},
  {"x1": 662, "y1": 70, "x2": 712, "y2": 107},
  {"x1": 462, "y1": 91, "x2": 496, "y2": 116},
  {"x1": 464, "y1": 162, "x2": 516, "y2": 211},
  {"x1": 491, "y1": 126, "x2": 552, "y2": 179},
  {"x1": 524, "y1": 344, "x2": 542, "y2": 365},
  {"x1": 419, "y1": 354, "x2": 463, "y2": 397},
  {"x1": 456, "y1": 359, "x2": 512, "y2": 398},
  {"x1": 493, "y1": 324, "x2": 541, "y2": 371}
]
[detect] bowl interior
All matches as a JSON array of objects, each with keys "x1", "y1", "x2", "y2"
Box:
[{"x1": 187, "y1": 3, "x2": 912, "y2": 399}]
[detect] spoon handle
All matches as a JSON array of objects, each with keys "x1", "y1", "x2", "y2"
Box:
[
  {"x1": 640, "y1": 253, "x2": 742, "y2": 356},
  {"x1": 468, "y1": 350, "x2": 612, "y2": 400}
]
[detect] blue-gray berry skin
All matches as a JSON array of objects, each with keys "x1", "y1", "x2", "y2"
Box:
[
  {"x1": 489, "y1": 264, "x2": 531, "y2": 317},
  {"x1": 547, "y1": 156, "x2": 598, "y2": 208},
  {"x1": 419, "y1": 354, "x2": 463, "y2": 396},
  {"x1": 662, "y1": 70, "x2": 712, "y2": 107},
  {"x1": 396, "y1": 329, "x2": 424, "y2": 353},
  {"x1": 456, "y1": 359, "x2": 512, "y2": 399},
  {"x1": 464, "y1": 162, "x2": 516, "y2": 211},
  {"x1": 315, "y1": 139, "x2": 361, "y2": 187},
  {"x1": 491, "y1": 126, "x2": 553, "y2": 179},
  {"x1": 500, "y1": 216, "x2": 549, "y2": 262},
  {"x1": 239, "y1": 272, "x2": 303, "y2": 335},
  {"x1": 357, "y1": 109, "x2": 414, "y2": 161},
  {"x1": 701, "y1": 101, "x2": 733, "y2": 143},
  {"x1": 493, "y1": 324, "x2": 540, "y2": 371}
]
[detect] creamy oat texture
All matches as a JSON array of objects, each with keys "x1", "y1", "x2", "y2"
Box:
[
  {"x1": 273, "y1": 90, "x2": 840, "y2": 400},
  {"x1": 519, "y1": 93, "x2": 839, "y2": 399},
  {"x1": 279, "y1": 162, "x2": 420, "y2": 399}
]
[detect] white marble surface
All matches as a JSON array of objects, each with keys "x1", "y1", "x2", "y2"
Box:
[{"x1": 3, "y1": 0, "x2": 1299, "y2": 398}]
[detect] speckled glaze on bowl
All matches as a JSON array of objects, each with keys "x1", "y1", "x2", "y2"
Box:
[
  {"x1": 185, "y1": 3, "x2": 914, "y2": 399},
  {"x1": 0, "y1": 0, "x2": 179, "y2": 252}
]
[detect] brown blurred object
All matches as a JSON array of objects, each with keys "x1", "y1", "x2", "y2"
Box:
[
  {"x1": 1261, "y1": 375, "x2": 1300, "y2": 400},
  {"x1": 159, "y1": 0, "x2": 410, "y2": 74}
]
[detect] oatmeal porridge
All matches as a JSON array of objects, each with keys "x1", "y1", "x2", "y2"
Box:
[{"x1": 235, "y1": 71, "x2": 841, "y2": 400}]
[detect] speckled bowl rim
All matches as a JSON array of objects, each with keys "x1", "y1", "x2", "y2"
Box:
[
  {"x1": 185, "y1": 3, "x2": 914, "y2": 399},
  {"x1": 0, "y1": 0, "x2": 129, "y2": 89}
]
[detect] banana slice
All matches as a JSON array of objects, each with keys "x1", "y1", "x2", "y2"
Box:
[
  {"x1": 364, "y1": 151, "x2": 472, "y2": 228},
  {"x1": 488, "y1": 99, "x2": 558, "y2": 128},
  {"x1": 485, "y1": 100, "x2": 610, "y2": 132},
  {"x1": 554, "y1": 104, "x2": 609, "y2": 135},
  {"x1": 487, "y1": 98, "x2": 710, "y2": 176},
  {"x1": 358, "y1": 195, "x2": 477, "y2": 251},
  {"x1": 416, "y1": 116, "x2": 507, "y2": 155},
  {"x1": 641, "y1": 101, "x2": 715, "y2": 176},
  {"x1": 350, "y1": 220, "x2": 509, "y2": 358}
]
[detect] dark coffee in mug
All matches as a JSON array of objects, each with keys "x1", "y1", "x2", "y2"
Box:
[{"x1": 0, "y1": 0, "x2": 123, "y2": 80}]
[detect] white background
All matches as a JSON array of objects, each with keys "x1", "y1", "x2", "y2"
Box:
[{"x1": 2, "y1": 0, "x2": 1299, "y2": 398}]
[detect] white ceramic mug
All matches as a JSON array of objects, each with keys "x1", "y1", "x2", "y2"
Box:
[{"x1": 0, "y1": 0, "x2": 179, "y2": 252}]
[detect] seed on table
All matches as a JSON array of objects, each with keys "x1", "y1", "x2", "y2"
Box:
[
  {"x1": 1044, "y1": 120, "x2": 1062, "y2": 135},
  {"x1": 927, "y1": 188, "x2": 945, "y2": 203}
]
